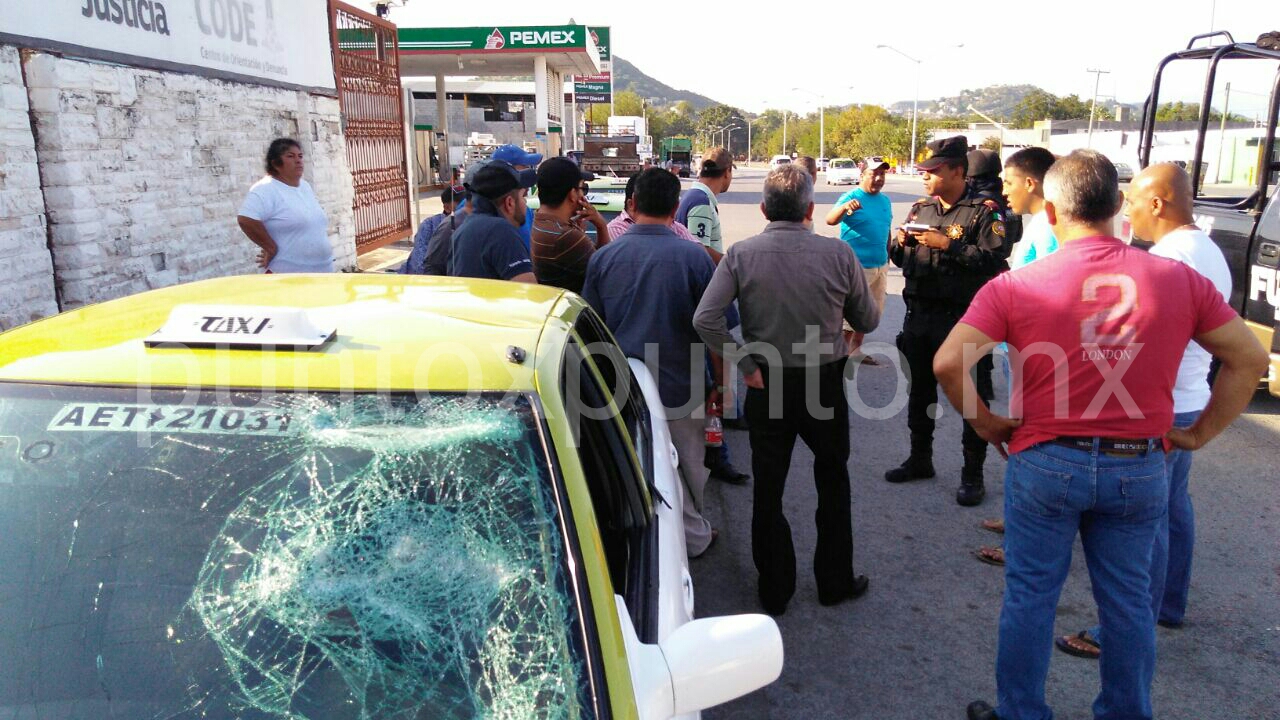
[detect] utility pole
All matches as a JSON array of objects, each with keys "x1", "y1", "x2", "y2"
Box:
[
  {"x1": 967, "y1": 104, "x2": 1008, "y2": 152},
  {"x1": 1086, "y1": 68, "x2": 1111, "y2": 148}
]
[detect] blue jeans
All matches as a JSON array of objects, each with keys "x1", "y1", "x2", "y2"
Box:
[
  {"x1": 997, "y1": 440, "x2": 1167, "y2": 720},
  {"x1": 1087, "y1": 409, "x2": 1201, "y2": 645}
]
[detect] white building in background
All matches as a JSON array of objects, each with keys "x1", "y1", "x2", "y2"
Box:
[{"x1": 0, "y1": 1, "x2": 355, "y2": 329}]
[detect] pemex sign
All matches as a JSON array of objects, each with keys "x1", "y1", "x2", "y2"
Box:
[
  {"x1": 398, "y1": 25, "x2": 596, "y2": 53},
  {"x1": 573, "y1": 26, "x2": 612, "y2": 103}
]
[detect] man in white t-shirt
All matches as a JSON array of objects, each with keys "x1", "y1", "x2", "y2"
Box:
[
  {"x1": 1002, "y1": 147, "x2": 1059, "y2": 270},
  {"x1": 1057, "y1": 162, "x2": 1234, "y2": 660}
]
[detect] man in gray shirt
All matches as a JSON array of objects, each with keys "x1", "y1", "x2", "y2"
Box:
[{"x1": 694, "y1": 164, "x2": 880, "y2": 616}]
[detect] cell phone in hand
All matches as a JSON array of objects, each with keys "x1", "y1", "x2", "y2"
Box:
[{"x1": 901, "y1": 222, "x2": 933, "y2": 234}]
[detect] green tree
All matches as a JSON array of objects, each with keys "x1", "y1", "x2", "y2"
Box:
[
  {"x1": 980, "y1": 135, "x2": 1003, "y2": 152},
  {"x1": 694, "y1": 104, "x2": 749, "y2": 156},
  {"x1": 1011, "y1": 89, "x2": 1061, "y2": 128},
  {"x1": 1011, "y1": 90, "x2": 1111, "y2": 128},
  {"x1": 585, "y1": 89, "x2": 646, "y2": 126}
]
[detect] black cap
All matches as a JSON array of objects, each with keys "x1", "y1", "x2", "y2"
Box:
[
  {"x1": 536, "y1": 156, "x2": 594, "y2": 194},
  {"x1": 465, "y1": 160, "x2": 537, "y2": 200},
  {"x1": 966, "y1": 148, "x2": 1002, "y2": 178},
  {"x1": 917, "y1": 135, "x2": 969, "y2": 172}
]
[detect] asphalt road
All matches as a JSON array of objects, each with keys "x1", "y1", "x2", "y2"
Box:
[{"x1": 691, "y1": 167, "x2": 1280, "y2": 719}]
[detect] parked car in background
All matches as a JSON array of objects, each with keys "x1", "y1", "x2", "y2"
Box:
[
  {"x1": 817, "y1": 157, "x2": 829, "y2": 172},
  {"x1": 826, "y1": 158, "x2": 861, "y2": 185},
  {"x1": 0, "y1": 275, "x2": 785, "y2": 719},
  {"x1": 1115, "y1": 162, "x2": 1135, "y2": 182},
  {"x1": 769, "y1": 155, "x2": 792, "y2": 170}
]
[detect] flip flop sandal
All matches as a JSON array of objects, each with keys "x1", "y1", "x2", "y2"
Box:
[
  {"x1": 974, "y1": 546, "x2": 1005, "y2": 566},
  {"x1": 980, "y1": 519, "x2": 1005, "y2": 534},
  {"x1": 1055, "y1": 630, "x2": 1101, "y2": 659}
]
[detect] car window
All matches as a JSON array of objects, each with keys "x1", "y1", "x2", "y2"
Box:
[
  {"x1": 562, "y1": 332, "x2": 656, "y2": 632},
  {"x1": 832, "y1": 160, "x2": 854, "y2": 169},
  {"x1": 0, "y1": 384, "x2": 598, "y2": 719}
]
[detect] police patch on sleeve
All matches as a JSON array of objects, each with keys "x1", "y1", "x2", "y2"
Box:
[{"x1": 992, "y1": 221, "x2": 1006, "y2": 238}]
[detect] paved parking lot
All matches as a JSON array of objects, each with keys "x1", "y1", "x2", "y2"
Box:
[{"x1": 695, "y1": 167, "x2": 1280, "y2": 719}]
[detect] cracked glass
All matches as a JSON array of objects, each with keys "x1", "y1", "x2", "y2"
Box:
[{"x1": 0, "y1": 384, "x2": 594, "y2": 719}]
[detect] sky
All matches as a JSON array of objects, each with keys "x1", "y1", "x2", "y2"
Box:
[{"x1": 386, "y1": 0, "x2": 1276, "y2": 121}]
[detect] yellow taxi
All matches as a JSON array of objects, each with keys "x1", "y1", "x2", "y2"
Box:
[{"x1": 0, "y1": 275, "x2": 782, "y2": 719}]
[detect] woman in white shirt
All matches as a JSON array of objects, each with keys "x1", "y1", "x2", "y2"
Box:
[{"x1": 237, "y1": 138, "x2": 334, "y2": 273}]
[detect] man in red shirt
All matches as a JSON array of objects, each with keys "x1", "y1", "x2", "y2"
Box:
[{"x1": 933, "y1": 150, "x2": 1267, "y2": 720}]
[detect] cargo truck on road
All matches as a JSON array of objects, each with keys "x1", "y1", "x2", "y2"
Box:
[{"x1": 661, "y1": 137, "x2": 693, "y2": 177}]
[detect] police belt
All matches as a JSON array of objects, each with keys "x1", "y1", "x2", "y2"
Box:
[{"x1": 1051, "y1": 437, "x2": 1162, "y2": 455}]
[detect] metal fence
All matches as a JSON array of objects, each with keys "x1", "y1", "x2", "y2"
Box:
[{"x1": 330, "y1": 1, "x2": 411, "y2": 254}]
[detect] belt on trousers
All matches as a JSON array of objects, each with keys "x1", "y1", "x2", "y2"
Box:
[{"x1": 1051, "y1": 437, "x2": 1161, "y2": 455}]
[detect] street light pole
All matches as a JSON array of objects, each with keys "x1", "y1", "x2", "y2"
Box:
[
  {"x1": 727, "y1": 126, "x2": 739, "y2": 158},
  {"x1": 715, "y1": 124, "x2": 732, "y2": 147},
  {"x1": 967, "y1": 104, "x2": 1008, "y2": 152},
  {"x1": 1086, "y1": 67, "x2": 1111, "y2": 148},
  {"x1": 880, "y1": 44, "x2": 921, "y2": 166}
]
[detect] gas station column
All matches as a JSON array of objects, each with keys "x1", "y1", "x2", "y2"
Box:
[
  {"x1": 435, "y1": 73, "x2": 449, "y2": 174},
  {"x1": 534, "y1": 56, "x2": 550, "y2": 135}
]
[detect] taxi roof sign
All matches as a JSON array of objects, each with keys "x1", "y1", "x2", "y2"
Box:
[{"x1": 145, "y1": 305, "x2": 336, "y2": 350}]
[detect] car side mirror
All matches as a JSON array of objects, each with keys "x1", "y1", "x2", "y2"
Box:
[{"x1": 663, "y1": 614, "x2": 783, "y2": 716}]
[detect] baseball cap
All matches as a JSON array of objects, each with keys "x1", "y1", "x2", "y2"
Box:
[
  {"x1": 491, "y1": 144, "x2": 543, "y2": 167},
  {"x1": 465, "y1": 160, "x2": 537, "y2": 200},
  {"x1": 966, "y1": 148, "x2": 1002, "y2": 178},
  {"x1": 536, "y1": 156, "x2": 595, "y2": 195},
  {"x1": 864, "y1": 158, "x2": 891, "y2": 171},
  {"x1": 917, "y1": 135, "x2": 969, "y2": 172}
]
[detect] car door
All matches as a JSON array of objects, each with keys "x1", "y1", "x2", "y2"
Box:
[
  {"x1": 623, "y1": 357, "x2": 696, "y2": 639},
  {"x1": 563, "y1": 312, "x2": 661, "y2": 644},
  {"x1": 567, "y1": 308, "x2": 695, "y2": 635}
]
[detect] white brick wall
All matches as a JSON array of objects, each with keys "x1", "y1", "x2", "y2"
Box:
[
  {"x1": 17, "y1": 51, "x2": 356, "y2": 311},
  {"x1": 0, "y1": 46, "x2": 60, "y2": 331}
]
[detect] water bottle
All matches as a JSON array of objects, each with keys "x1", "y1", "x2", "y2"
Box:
[{"x1": 704, "y1": 403, "x2": 723, "y2": 448}]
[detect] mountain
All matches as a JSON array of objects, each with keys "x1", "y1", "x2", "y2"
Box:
[
  {"x1": 889, "y1": 84, "x2": 1040, "y2": 121},
  {"x1": 480, "y1": 56, "x2": 723, "y2": 110},
  {"x1": 888, "y1": 84, "x2": 1145, "y2": 122},
  {"x1": 611, "y1": 56, "x2": 719, "y2": 110}
]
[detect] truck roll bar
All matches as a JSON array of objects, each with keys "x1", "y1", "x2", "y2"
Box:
[{"x1": 1186, "y1": 31, "x2": 1235, "y2": 49}]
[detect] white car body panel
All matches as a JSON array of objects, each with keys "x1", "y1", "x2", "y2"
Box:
[{"x1": 627, "y1": 359, "x2": 696, "y2": 638}]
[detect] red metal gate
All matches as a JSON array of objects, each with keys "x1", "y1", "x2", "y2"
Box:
[{"x1": 329, "y1": 1, "x2": 411, "y2": 254}]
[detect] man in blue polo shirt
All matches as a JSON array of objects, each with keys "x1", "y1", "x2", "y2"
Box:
[
  {"x1": 582, "y1": 168, "x2": 724, "y2": 557},
  {"x1": 448, "y1": 161, "x2": 538, "y2": 283},
  {"x1": 491, "y1": 144, "x2": 542, "y2": 251},
  {"x1": 825, "y1": 158, "x2": 893, "y2": 363}
]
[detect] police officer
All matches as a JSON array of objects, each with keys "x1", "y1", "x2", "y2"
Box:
[
  {"x1": 886, "y1": 136, "x2": 1012, "y2": 506},
  {"x1": 966, "y1": 148, "x2": 1023, "y2": 248}
]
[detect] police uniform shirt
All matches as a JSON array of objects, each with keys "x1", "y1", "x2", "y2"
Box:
[{"x1": 888, "y1": 188, "x2": 1011, "y2": 307}]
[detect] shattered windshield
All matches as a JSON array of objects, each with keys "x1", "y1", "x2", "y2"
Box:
[{"x1": 0, "y1": 384, "x2": 595, "y2": 719}]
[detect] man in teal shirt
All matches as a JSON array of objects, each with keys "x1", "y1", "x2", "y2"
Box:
[{"x1": 825, "y1": 159, "x2": 893, "y2": 362}]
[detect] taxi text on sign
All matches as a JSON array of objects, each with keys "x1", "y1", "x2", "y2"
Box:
[{"x1": 4, "y1": 0, "x2": 335, "y2": 91}]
